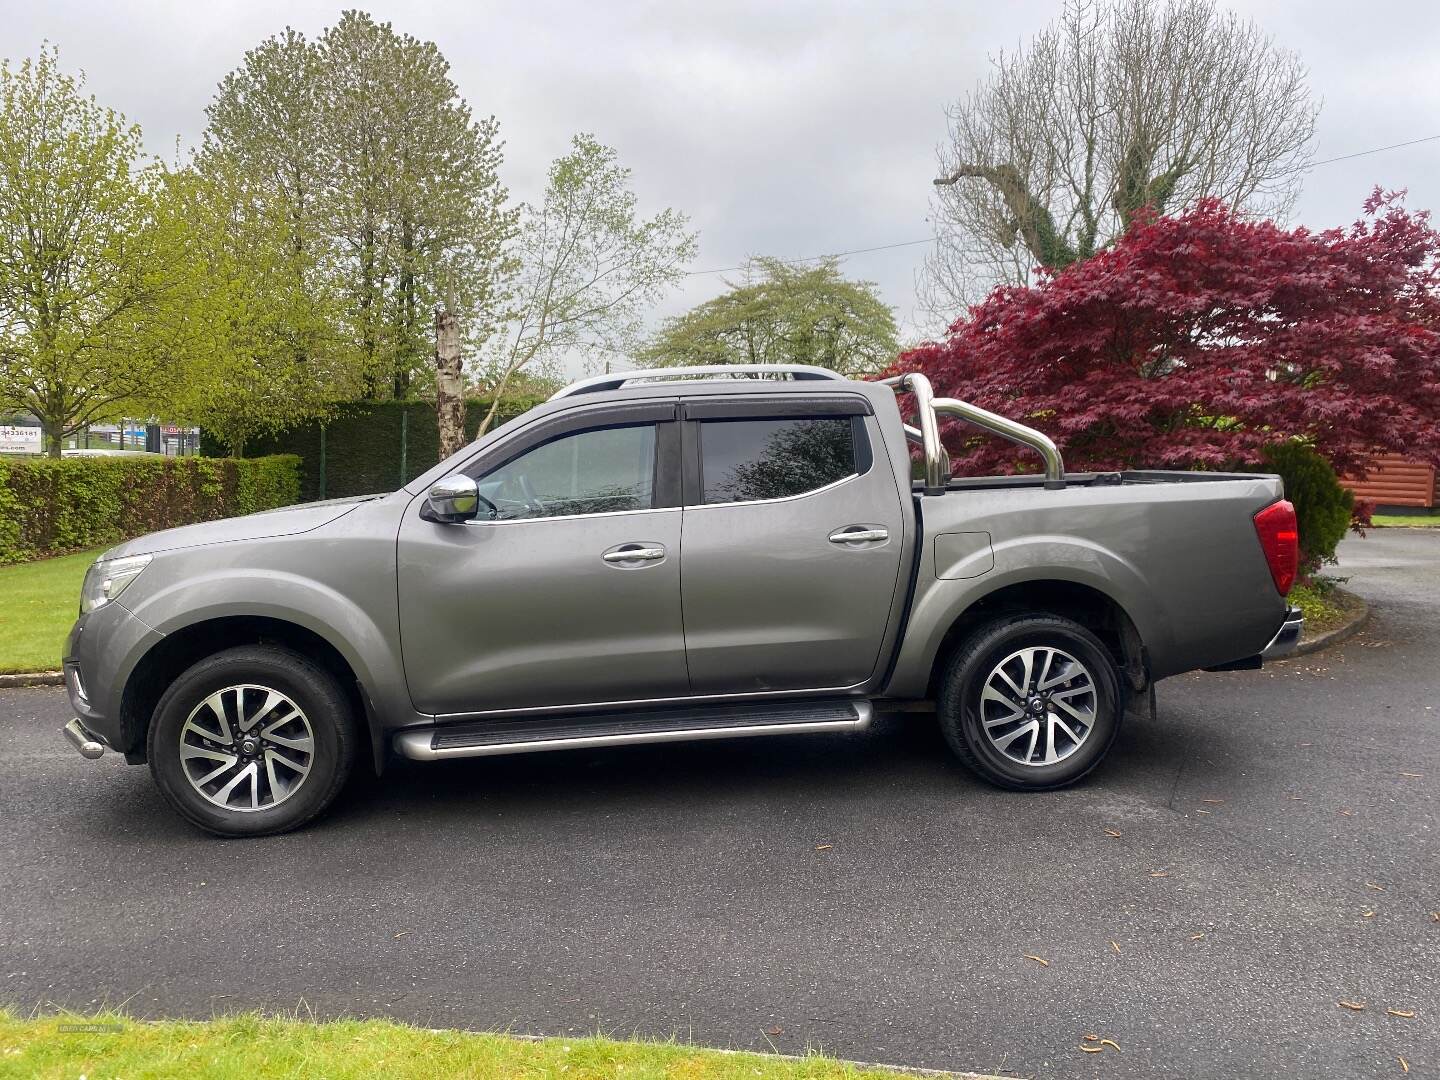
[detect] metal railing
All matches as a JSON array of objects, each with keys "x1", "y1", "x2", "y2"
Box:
[
  {"x1": 550, "y1": 364, "x2": 846, "y2": 399},
  {"x1": 882, "y1": 372, "x2": 1066, "y2": 493}
]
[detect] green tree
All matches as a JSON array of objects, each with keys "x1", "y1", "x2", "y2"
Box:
[
  {"x1": 638, "y1": 257, "x2": 899, "y2": 377},
  {"x1": 203, "y1": 13, "x2": 517, "y2": 451},
  {"x1": 317, "y1": 11, "x2": 515, "y2": 434},
  {"x1": 475, "y1": 134, "x2": 697, "y2": 434},
  {"x1": 201, "y1": 26, "x2": 328, "y2": 271},
  {"x1": 153, "y1": 160, "x2": 354, "y2": 455},
  {"x1": 0, "y1": 47, "x2": 184, "y2": 455}
]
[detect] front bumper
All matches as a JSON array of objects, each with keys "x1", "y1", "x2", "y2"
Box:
[
  {"x1": 1261, "y1": 606, "x2": 1304, "y2": 660},
  {"x1": 63, "y1": 601, "x2": 164, "y2": 756}
]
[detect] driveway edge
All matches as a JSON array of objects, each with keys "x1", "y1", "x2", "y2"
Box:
[
  {"x1": 0, "y1": 671, "x2": 64, "y2": 688},
  {"x1": 432, "y1": 1030, "x2": 1023, "y2": 1079},
  {"x1": 1292, "y1": 588, "x2": 1370, "y2": 658}
]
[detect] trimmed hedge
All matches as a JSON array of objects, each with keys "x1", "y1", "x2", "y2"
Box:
[
  {"x1": 202, "y1": 397, "x2": 543, "y2": 502},
  {"x1": 0, "y1": 454, "x2": 301, "y2": 564}
]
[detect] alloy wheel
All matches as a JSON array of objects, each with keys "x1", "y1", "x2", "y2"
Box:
[
  {"x1": 979, "y1": 646, "x2": 1097, "y2": 767},
  {"x1": 178, "y1": 684, "x2": 316, "y2": 812}
]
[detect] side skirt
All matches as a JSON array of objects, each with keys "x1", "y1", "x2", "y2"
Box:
[{"x1": 394, "y1": 697, "x2": 873, "y2": 761}]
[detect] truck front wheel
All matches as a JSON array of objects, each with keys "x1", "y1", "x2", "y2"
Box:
[
  {"x1": 146, "y1": 644, "x2": 357, "y2": 837},
  {"x1": 938, "y1": 614, "x2": 1123, "y2": 790}
]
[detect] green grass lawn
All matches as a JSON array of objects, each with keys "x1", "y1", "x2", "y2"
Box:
[
  {"x1": 0, "y1": 1012, "x2": 924, "y2": 1079},
  {"x1": 1371, "y1": 512, "x2": 1440, "y2": 527},
  {"x1": 0, "y1": 547, "x2": 105, "y2": 674}
]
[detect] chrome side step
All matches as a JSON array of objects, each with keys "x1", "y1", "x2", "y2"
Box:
[{"x1": 394, "y1": 698, "x2": 873, "y2": 762}]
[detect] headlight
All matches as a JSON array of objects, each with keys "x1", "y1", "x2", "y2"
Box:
[{"x1": 80, "y1": 554, "x2": 152, "y2": 614}]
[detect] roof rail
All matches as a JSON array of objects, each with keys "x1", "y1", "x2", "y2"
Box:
[{"x1": 549, "y1": 364, "x2": 847, "y2": 400}]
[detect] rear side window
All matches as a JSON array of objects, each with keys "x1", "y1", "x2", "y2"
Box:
[{"x1": 700, "y1": 417, "x2": 857, "y2": 504}]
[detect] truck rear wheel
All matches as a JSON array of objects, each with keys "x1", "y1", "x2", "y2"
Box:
[
  {"x1": 938, "y1": 614, "x2": 1123, "y2": 790},
  {"x1": 146, "y1": 644, "x2": 357, "y2": 837}
]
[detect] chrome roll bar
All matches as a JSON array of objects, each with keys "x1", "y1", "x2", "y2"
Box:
[
  {"x1": 882, "y1": 372, "x2": 1066, "y2": 492},
  {"x1": 881, "y1": 373, "x2": 947, "y2": 494}
]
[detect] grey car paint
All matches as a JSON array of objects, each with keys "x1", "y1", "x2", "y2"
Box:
[
  {"x1": 678, "y1": 421, "x2": 909, "y2": 695},
  {"x1": 63, "y1": 374, "x2": 1291, "y2": 766},
  {"x1": 397, "y1": 504, "x2": 689, "y2": 714}
]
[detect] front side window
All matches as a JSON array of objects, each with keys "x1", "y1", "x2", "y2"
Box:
[
  {"x1": 478, "y1": 424, "x2": 656, "y2": 520},
  {"x1": 700, "y1": 417, "x2": 856, "y2": 504}
]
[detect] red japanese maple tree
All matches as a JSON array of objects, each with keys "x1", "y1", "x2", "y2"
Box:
[{"x1": 898, "y1": 190, "x2": 1440, "y2": 478}]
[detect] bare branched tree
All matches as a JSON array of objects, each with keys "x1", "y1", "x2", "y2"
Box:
[{"x1": 921, "y1": 0, "x2": 1318, "y2": 323}]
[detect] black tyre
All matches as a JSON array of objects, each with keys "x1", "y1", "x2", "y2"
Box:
[
  {"x1": 937, "y1": 614, "x2": 1123, "y2": 791},
  {"x1": 147, "y1": 645, "x2": 357, "y2": 837}
]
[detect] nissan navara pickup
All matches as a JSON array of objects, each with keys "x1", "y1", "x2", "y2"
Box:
[{"x1": 62, "y1": 366, "x2": 1302, "y2": 836}]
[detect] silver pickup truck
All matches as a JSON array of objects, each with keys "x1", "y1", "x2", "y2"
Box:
[{"x1": 62, "y1": 365, "x2": 1302, "y2": 836}]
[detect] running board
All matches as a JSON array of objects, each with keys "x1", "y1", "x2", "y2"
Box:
[{"x1": 394, "y1": 698, "x2": 873, "y2": 761}]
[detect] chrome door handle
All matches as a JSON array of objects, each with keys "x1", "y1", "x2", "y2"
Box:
[
  {"x1": 828, "y1": 527, "x2": 888, "y2": 544},
  {"x1": 602, "y1": 546, "x2": 665, "y2": 563}
]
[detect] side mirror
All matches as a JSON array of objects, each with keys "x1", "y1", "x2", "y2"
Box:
[{"x1": 422, "y1": 474, "x2": 487, "y2": 524}]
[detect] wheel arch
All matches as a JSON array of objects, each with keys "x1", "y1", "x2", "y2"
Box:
[
  {"x1": 119, "y1": 616, "x2": 384, "y2": 774},
  {"x1": 923, "y1": 579, "x2": 1148, "y2": 700}
]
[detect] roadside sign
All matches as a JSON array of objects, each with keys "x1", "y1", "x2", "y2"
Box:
[{"x1": 0, "y1": 425, "x2": 41, "y2": 454}]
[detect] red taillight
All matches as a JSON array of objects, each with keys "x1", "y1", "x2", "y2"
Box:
[{"x1": 1254, "y1": 499, "x2": 1299, "y2": 596}]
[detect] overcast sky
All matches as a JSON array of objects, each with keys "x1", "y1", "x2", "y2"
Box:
[{"x1": 6, "y1": 0, "x2": 1439, "y2": 351}]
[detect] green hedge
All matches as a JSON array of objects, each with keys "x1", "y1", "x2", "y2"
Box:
[
  {"x1": 202, "y1": 397, "x2": 543, "y2": 502},
  {"x1": 0, "y1": 455, "x2": 301, "y2": 564}
]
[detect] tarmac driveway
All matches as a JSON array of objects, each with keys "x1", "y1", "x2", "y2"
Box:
[{"x1": 1, "y1": 530, "x2": 1436, "y2": 1079}]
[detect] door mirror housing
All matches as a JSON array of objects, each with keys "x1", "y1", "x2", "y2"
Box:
[{"x1": 422, "y1": 474, "x2": 489, "y2": 523}]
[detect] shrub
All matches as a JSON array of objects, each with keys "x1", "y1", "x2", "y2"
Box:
[
  {"x1": 0, "y1": 454, "x2": 300, "y2": 564},
  {"x1": 1260, "y1": 442, "x2": 1353, "y2": 574}
]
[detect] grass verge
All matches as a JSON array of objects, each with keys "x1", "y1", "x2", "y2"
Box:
[
  {"x1": 1371, "y1": 512, "x2": 1439, "y2": 527},
  {"x1": 0, "y1": 547, "x2": 105, "y2": 673},
  {"x1": 0, "y1": 1011, "x2": 932, "y2": 1080}
]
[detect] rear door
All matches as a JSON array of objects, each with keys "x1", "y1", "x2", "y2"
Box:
[{"x1": 678, "y1": 396, "x2": 907, "y2": 694}]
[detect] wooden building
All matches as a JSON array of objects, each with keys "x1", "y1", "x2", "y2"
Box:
[{"x1": 1342, "y1": 454, "x2": 1438, "y2": 509}]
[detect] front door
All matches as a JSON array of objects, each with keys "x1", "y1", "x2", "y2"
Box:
[
  {"x1": 398, "y1": 413, "x2": 688, "y2": 715},
  {"x1": 679, "y1": 403, "x2": 907, "y2": 694}
]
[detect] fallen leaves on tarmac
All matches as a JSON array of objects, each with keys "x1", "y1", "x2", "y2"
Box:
[
  {"x1": 1024, "y1": 954, "x2": 1049, "y2": 966},
  {"x1": 1388, "y1": 1009, "x2": 1416, "y2": 1018},
  {"x1": 1104, "y1": 828, "x2": 1122, "y2": 838},
  {"x1": 1338, "y1": 1000, "x2": 1367, "y2": 1011}
]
